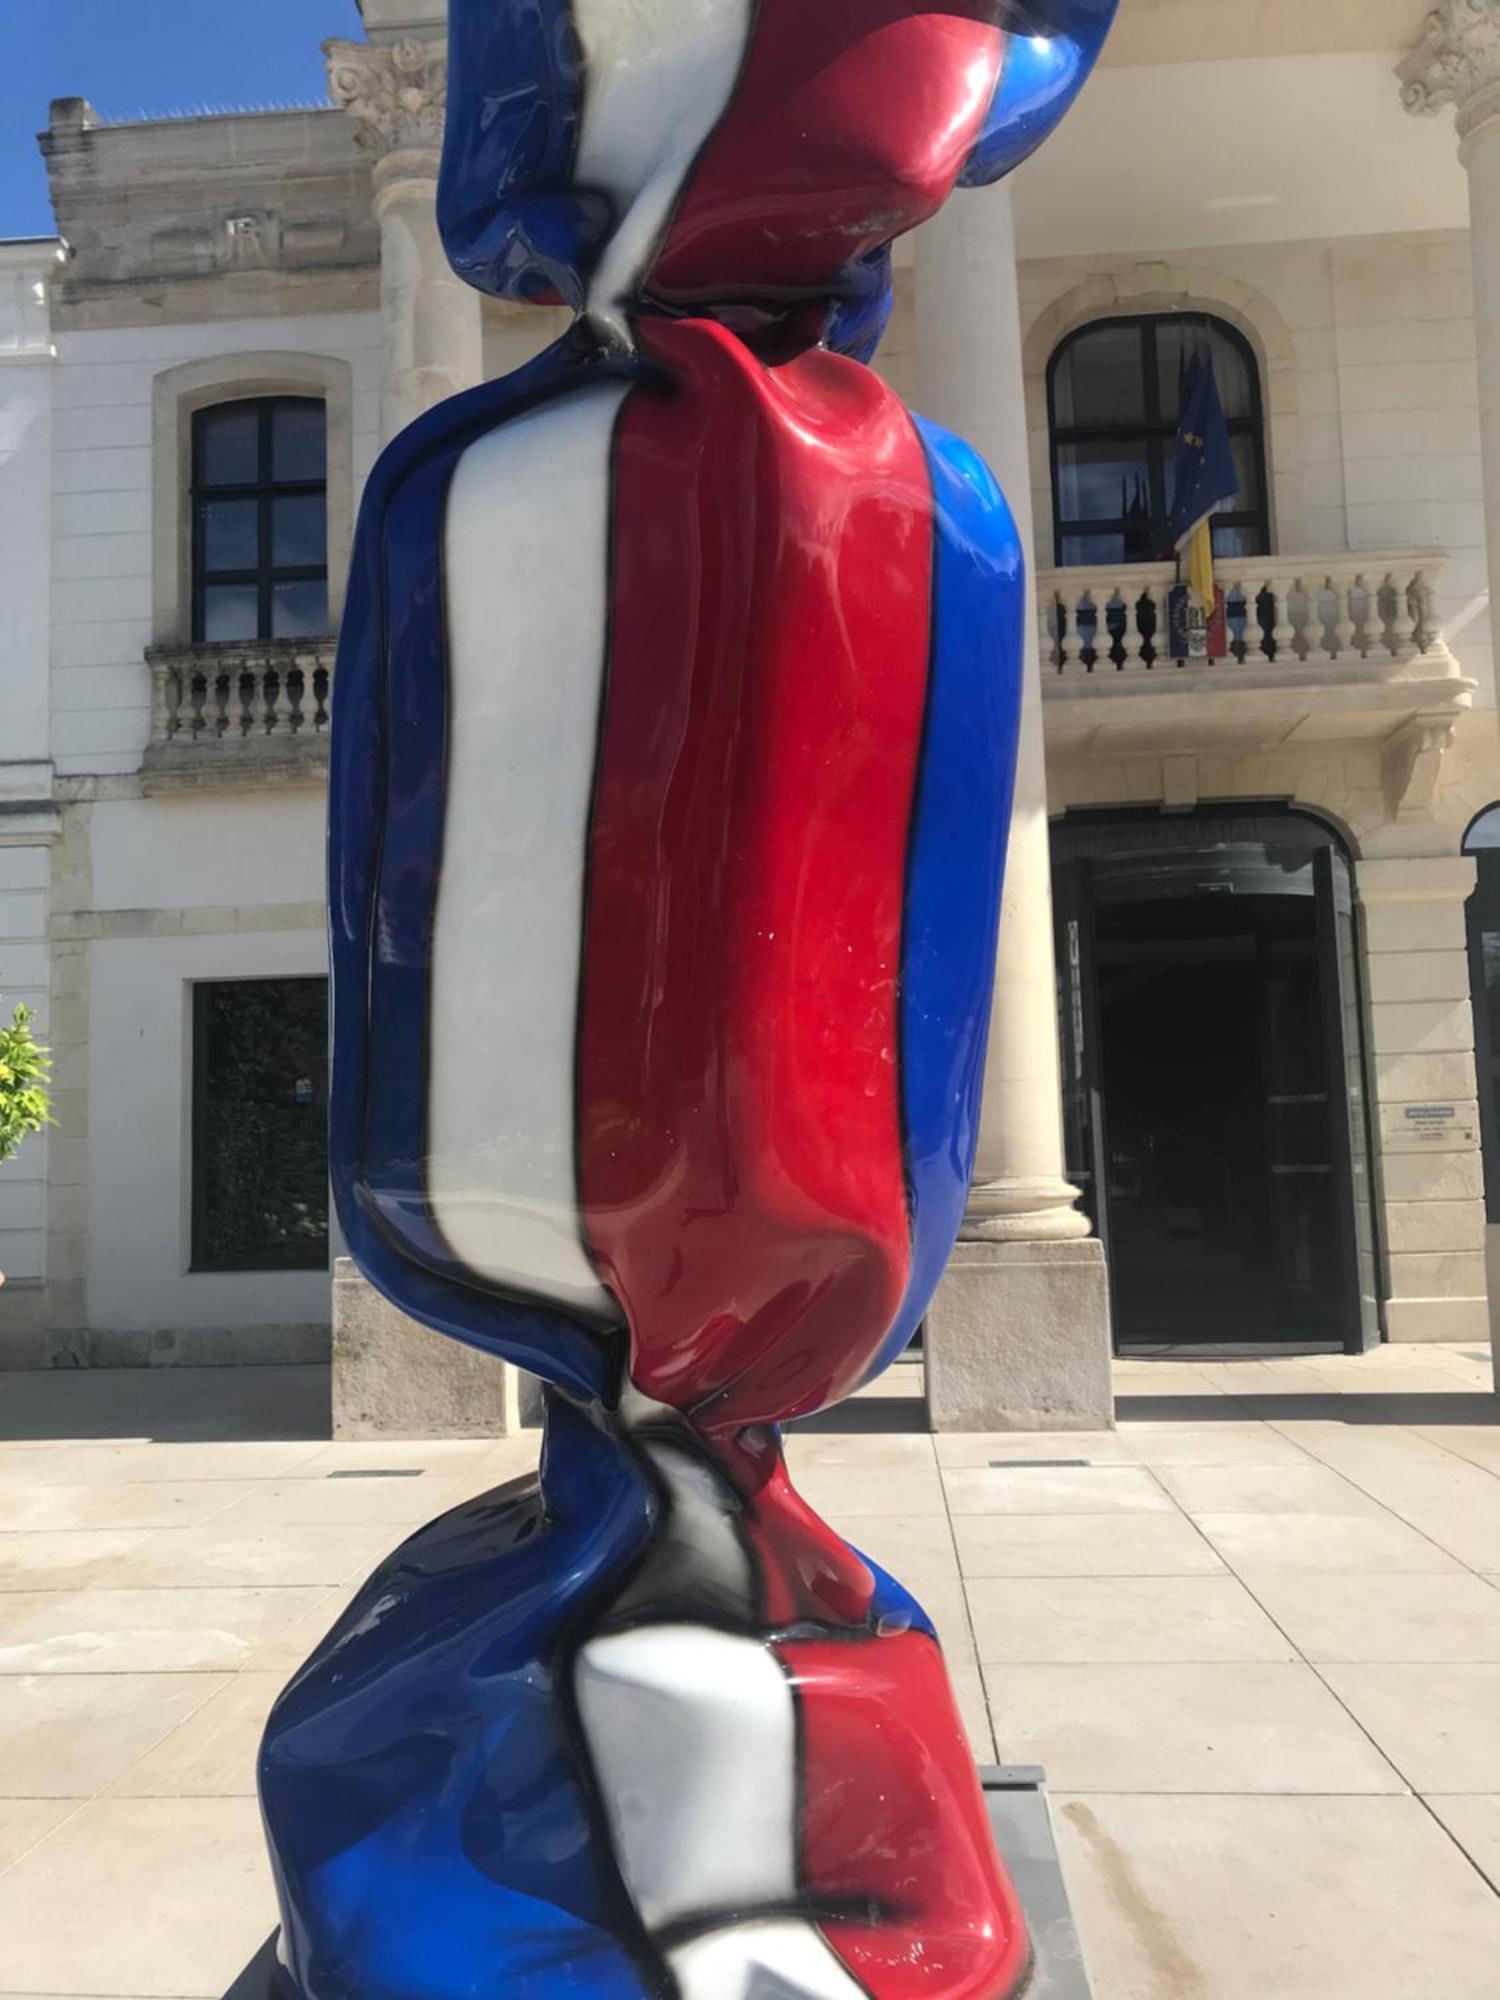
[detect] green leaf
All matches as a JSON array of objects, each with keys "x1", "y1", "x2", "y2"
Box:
[{"x1": 0, "y1": 1000, "x2": 55, "y2": 1167}]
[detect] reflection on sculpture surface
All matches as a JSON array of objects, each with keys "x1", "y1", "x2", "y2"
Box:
[{"x1": 260, "y1": 5, "x2": 1116, "y2": 1995}]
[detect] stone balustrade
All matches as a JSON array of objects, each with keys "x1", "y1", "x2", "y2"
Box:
[
  {"x1": 1039, "y1": 553, "x2": 1457, "y2": 680},
  {"x1": 142, "y1": 638, "x2": 337, "y2": 791}
]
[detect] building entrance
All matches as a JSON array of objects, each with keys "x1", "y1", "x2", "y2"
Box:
[{"x1": 1053, "y1": 812, "x2": 1380, "y2": 1353}]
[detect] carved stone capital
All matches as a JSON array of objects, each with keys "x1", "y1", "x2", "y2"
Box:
[
  {"x1": 1399, "y1": 0, "x2": 1500, "y2": 144},
  {"x1": 324, "y1": 37, "x2": 447, "y2": 160}
]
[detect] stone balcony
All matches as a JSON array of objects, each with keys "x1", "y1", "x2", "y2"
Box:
[
  {"x1": 137, "y1": 552, "x2": 1473, "y2": 804},
  {"x1": 1038, "y1": 553, "x2": 1474, "y2": 801},
  {"x1": 141, "y1": 638, "x2": 337, "y2": 793}
]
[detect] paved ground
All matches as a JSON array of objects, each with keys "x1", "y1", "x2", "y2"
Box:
[{"x1": 3, "y1": 1343, "x2": 1500, "y2": 1997}]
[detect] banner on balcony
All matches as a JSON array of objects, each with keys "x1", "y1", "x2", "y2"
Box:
[
  {"x1": 1166, "y1": 350, "x2": 1236, "y2": 660},
  {"x1": 1168, "y1": 583, "x2": 1228, "y2": 661}
]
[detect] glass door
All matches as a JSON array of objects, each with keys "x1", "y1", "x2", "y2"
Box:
[
  {"x1": 1054, "y1": 857, "x2": 1111, "y2": 1260},
  {"x1": 1050, "y1": 811, "x2": 1382, "y2": 1351},
  {"x1": 1314, "y1": 847, "x2": 1382, "y2": 1352}
]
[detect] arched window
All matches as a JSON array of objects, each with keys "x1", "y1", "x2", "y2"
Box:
[
  {"x1": 1465, "y1": 806, "x2": 1500, "y2": 1222},
  {"x1": 1047, "y1": 314, "x2": 1270, "y2": 568},
  {"x1": 192, "y1": 396, "x2": 329, "y2": 642}
]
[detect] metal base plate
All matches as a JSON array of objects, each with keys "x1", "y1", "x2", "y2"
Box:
[{"x1": 981, "y1": 1767, "x2": 1095, "y2": 2000}]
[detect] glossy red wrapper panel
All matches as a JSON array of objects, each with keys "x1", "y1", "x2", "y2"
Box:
[
  {"x1": 578, "y1": 317, "x2": 931, "y2": 1428},
  {"x1": 651, "y1": 1, "x2": 1006, "y2": 301},
  {"x1": 783, "y1": 1630, "x2": 1031, "y2": 2000}
]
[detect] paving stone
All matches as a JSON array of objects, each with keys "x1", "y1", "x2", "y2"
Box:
[
  {"x1": 0, "y1": 1797, "x2": 276, "y2": 1995},
  {"x1": 110, "y1": 1673, "x2": 284, "y2": 1798},
  {"x1": 952, "y1": 1513, "x2": 1223, "y2": 1579},
  {"x1": 1317, "y1": 1664, "x2": 1500, "y2": 1791},
  {"x1": 0, "y1": 1531, "x2": 149, "y2": 1592},
  {"x1": 943, "y1": 1466, "x2": 1174, "y2": 1517},
  {"x1": 0, "y1": 1672, "x2": 227, "y2": 1798},
  {"x1": 988, "y1": 1661, "x2": 1403, "y2": 1794},
  {"x1": 1151, "y1": 1464, "x2": 1385, "y2": 1519},
  {"x1": 102, "y1": 1523, "x2": 391, "y2": 1590},
  {"x1": 0, "y1": 1589, "x2": 331, "y2": 1675},
  {"x1": 0, "y1": 1482, "x2": 258, "y2": 1533},
  {"x1": 1053, "y1": 1793, "x2": 1500, "y2": 2000},
  {"x1": 1424, "y1": 1795, "x2": 1500, "y2": 1886},
  {"x1": 1246, "y1": 1571, "x2": 1500, "y2": 1664},
  {"x1": 1119, "y1": 1426, "x2": 1312, "y2": 1470},
  {"x1": 788, "y1": 1462, "x2": 948, "y2": 1519},
  {"x1": 0, "y1": 1800, "x2": 77, "y2": 1874},
  {"x1": 1192, "y1": 1510, "x2": 1462, "y2": 1575},
  {"x1": 932, "y1": 1431, "x2": 1138, "y2": 1468},
  {"x1": 968, "y1": 1575, "x2": 1295, "y2": 1666}
]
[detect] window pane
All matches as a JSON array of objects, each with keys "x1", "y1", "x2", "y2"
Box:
[
  {"x1": 1483, "y1": 930, "x2": 1500, "y2": 1055},
  {"x1": 1157, "y1": 324, "x2": 1255, "y2": 424},
  {"x1": 1061, "y1": 532, "x2": 1128, "y2": 566},
  {"x1": 1053, "y1": 324, "x2": 1147, "y2": 428},
  {"x1": 1228, "y1": 433, "x2": 1262, "y2": 510},
  {"x1": 1467, "y1": 808, "x2": 1500, "y2": 851},
  {"x1": 1056, "y1": 442, "x2": 1155, "y2": 526},
  {"x1": 198, "y1": 406, "x2": 260, "y2": 486},
  {"x1": 1212, "y1": 520, "x2": 1269, "y2": 561},
  {"x1": 273, "y1": 402, "x2": 327, "y2": 482},
  {"x1": 272, "y1": 579, "x2": 329, "y2": 638},
  {"x1": 201, "y1": 497, "x2": 259, "y2": 573},
  {"x1": 272, "y1": 494, "x2": 326, "y2": 568},
  {"x1": 193, "y1": 979, "x2": 329, "y2": 1272},
  {"x1": 202, "y1": 583, "x2": 259, "y2": 641}
]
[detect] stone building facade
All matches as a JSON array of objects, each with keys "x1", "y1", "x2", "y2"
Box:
[{"x1": 5, "y1": 0, "x2": 1500, "y2": 1424}]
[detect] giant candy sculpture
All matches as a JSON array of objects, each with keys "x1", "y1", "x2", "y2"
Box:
[{"x1": 260, "y1": 5, "x2": 1116, "y2": 1996}]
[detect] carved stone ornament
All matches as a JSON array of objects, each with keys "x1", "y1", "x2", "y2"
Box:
[
  {"x1": 1398, "y1": 0, "x2": 1500, "y2": 136},
  {"x1": 1384, "y1": 714, "x2": 1458, "y2": 821},
  {"x1": 323, "y1": 37, "x2": 447, "y2": 157}
]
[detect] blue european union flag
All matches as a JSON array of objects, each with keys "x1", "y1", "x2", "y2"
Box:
[{"x1": 1164, "y1": 353, "x2": 1238, "y2": 555}]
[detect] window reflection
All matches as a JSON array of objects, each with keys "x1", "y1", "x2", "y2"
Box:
[
  {"x1": 1048, "y1": 315, "x2": 1271, "y2": 567},
  {"x1": 192, "y1": 397, "x2": 330, "y2": 643}
]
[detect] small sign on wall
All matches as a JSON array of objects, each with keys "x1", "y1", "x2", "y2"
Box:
[{"x1": 1380, "y1": 1103, "x2": 1480, "y2": 1154}]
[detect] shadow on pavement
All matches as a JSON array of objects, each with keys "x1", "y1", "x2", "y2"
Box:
[
  {"x1": 0, "y1": 1363, "x2": 331, "y2": 1444},
  {"x1": 221, "y1": 1933, "x2": 279, "y2": 2000},
  {"x1": 789, "y1": 1396, "x2": 930, "y2": 1436},
  {"x1": 1118, "y1": 1391, "x2": 1499, "y2": 1427}
]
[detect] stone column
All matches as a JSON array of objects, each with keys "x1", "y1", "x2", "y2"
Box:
[
  {"x1": 326, "y1": 35, "x2": 483, "y2": 443},
  {"x1": 324, "y1": 32, "x2": 517, "y2": 1436},
  {"x1": 912, "y1": 182, "x2": 1113, "y2": 1431},
  {"x1": 1403, "y1": 3, "x2": 1500, "y2": 717},
  {"x1": 1400, "y1": 4, "x2": 1500, "y2": 1370}
]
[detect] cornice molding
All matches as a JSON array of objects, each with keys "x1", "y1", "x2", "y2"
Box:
[
  {"x1": 1399, "y1": 0, "x2": 1500, "y2": 143},
  {"x1": 324, "y1": 37, "x2": 447, "y2": 159}
]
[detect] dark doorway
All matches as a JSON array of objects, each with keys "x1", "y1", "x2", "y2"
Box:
[
  {"x1": 191, "y1": 976, "x2": 330, "y2": 1273},
  {"x1": 1054, "y1": 812, "x2": 1380, "y2": 1353}
]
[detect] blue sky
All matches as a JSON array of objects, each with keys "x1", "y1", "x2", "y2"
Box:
[{"x1": 2, "y1": 0, "x2": 365, "y2": 239}]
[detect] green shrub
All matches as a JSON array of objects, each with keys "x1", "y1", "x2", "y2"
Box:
[{"x1": 0, "y1": 1003, "x2": 53, "y2": 1168}]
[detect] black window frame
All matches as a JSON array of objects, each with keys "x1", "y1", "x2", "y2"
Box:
[
  {"x1": 1047, "y1": 313, "x2": 1272, "y2": 569},
  {"x1": 1465, "y1": 806, "x2": 1500, "y2": 1224},
  {"x1": 191, "y1": 396, "x2": 329, "y2": 644},
  {"x1": 190, "y1": 974, "x2": 330, "y2": 1275}
]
